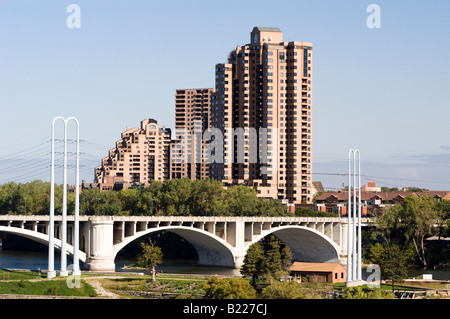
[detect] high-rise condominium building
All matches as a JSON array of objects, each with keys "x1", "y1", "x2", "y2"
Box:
[
  {"x1": 171, "y1": 88, "x2": 214, "y2": 180},
  {"x1": 210, "y1": 27, "x2": 313, "y2": 203},
  {"x1": 94, "y1": 119, "x2": 171, "y2": 190}
]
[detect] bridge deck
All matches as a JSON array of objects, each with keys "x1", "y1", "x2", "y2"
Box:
[{"x1": 0, "y1": 215, "x2": 372, "y2": 224}]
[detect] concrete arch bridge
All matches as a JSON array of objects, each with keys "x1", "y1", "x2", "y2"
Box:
[{"x1": 0, "y1": 215, "x2": 370, "y2": 272}]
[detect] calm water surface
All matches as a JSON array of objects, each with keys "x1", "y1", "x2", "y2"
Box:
[{"x1": 0, "y1": 250, "x2": 241, "y2": 276}]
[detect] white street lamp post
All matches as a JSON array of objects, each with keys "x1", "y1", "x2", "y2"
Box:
[
  {"x1": 49, "y1": 116, "x2": 80, "y2": 277},
  {"x1": 347, "y1": 149, "x2": 362, "y2": 287}
]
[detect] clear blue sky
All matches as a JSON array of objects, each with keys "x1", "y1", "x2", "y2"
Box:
[{"x1": 1, "y1": 0, "x2": 450, "y2": 190}]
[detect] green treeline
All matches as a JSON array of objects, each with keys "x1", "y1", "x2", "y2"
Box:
[
  {"x1": 0, "y1": 179, "x2": 291, "y2": 216},
  {"x1": 367, "y1": 194, "x2": 450, "y2": 269}
]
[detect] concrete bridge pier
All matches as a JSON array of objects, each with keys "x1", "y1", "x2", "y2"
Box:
[
  {"x1": 233, "y1": 255, "x2": 245, "y2": 269},
  {"x1": 85, "y1": 217, "x2": 115, "y2": 272},
  {"x1": 232, "y1": 219, "x2": 247, "y2": 270}
]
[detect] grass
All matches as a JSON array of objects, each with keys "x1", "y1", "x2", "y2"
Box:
[
  {"x1": 0, "y1": 270, "x2": 207, "y2": 299},
  {"x1": 392, "y1": 281, "x2": 449, "y2": 290},
  {"x1": 0, "y1": 279, "x2": 97, "y2": 297},
  {"x1": 0, "y1": 269, "x2": 45, "y2": 281},
  {"x1": 98, "y1": 274, "x2": 207, "y2": 298},
  {"x1": 0, "y1": 269, "x2": 97, "y2": 297}
]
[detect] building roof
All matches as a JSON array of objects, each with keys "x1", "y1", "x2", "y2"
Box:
[
  {"x1": 316, "y1": 190, "x2": 450, "y2": 203},
  {"x1": 312, "y1": 181, "x2": 325, "y2": 193},
  {"x1": 255, "y1": 27, "x2": 281, "y2": 32},
  {"x1": 289, "y1": 262, "x2": 345, "y2": 273}
]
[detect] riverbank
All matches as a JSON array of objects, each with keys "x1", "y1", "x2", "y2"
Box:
[
  {"x1": 2, "y1": 268, "x2": 450, "y2": 299},
  {"x1": 0, "y1": 269, "x2": 209, "y2": 299}
]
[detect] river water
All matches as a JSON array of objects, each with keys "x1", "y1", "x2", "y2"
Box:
[
  {"x1": 1, "y1": 250, "x2": 449, "y2": 280},
  {"x1": 0, "y1": 250, "x2": 241, "y2": 276}
]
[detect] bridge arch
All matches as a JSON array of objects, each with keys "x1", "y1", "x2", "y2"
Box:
[
  {"x1": 248, "y1": 225, "x2": 340, "y2": 263},
  {"x1": 0, "y1": 226, "x2": 87, "y2": 263},
  {"x1": 112, "y1": 226, "x2": 236, "y2": 268}
]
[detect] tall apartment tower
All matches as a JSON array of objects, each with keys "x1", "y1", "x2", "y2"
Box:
[
  {"x1": 210, "y1": 27, "x2": 313, "y2": 204},
  {"x1": 171, "y1": 88, "x2": 214, "y2": 180},
  {"x1": 94, "y1": 119, "x2": 171, "y2": 190}
]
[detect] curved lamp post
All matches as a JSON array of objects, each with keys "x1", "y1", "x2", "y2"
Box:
[{"x1": 48, "y1": 116, "x2": 80, "y2": 278}]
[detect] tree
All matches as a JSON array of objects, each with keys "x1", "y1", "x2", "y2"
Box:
[
  {"x1": 281, "y1": 245, "x2": 293, "y2": 271},
  {"x1": 372, "y1": 204, "x2": 403, "y2": 246},
  {"x1": 264, "y1": 239, "x2": 283, "y2": 279},
  {"x1": 380, "y1": 186, "x2": 410, "y2": 192},
  {"x1": 224, "y1": 185, "x2": 258, "y2": 216},
  {"x1": 80, "y1": 187, "x2": 122, "y2": 215},
  {"x1": 161, "y1": 178, "x2": 192, "y2": 215},
  {"x1": 241, "y1": 236, "x2": 293, "y2": 284},
  {"x1": 189, "y1": 179, "x2": 225, "y2": 216},
  {"x1": 378, "y1": 244, "x2": 408, "y2": 292},
  {"x1": 400, "y1": 195, "x2": 440, "y2": 268},
  {"x1": 264, "y1": 236, "x2": 293, "y2": 280},
  {"x1": 368, "y1": 242, "x2": 385, "y2": 265},
  {"x1": 436, "y1": 199, "x2": 450, "y2": 238},
  {"x1": 254, "y1": 198, "x2": 288, "y2": 216},
  {"x1": 119, "y1": 188, "x2": 141, "y2": 215},
  {"x1": 240, "y1": 242, "x2": 265, "y2": 286},
  {"x1": 144, "y1": 179, "x2": 163, "y2": 214},
  {"x1": 137, "y1": 240, "x2": 164, "y2": 282},
  {"x1": 203, "y1": 277, "x2": 257, "y2": 299},
  {"x1": 294, "y1": 207, "x2": 316, "y2": 217},
  {"x1": 294, "y1": 207, "x2": 335, "y2": 217},
  {"x1": 372, "y1": 194, "x2": 446, "y2": 268},
  {"x1": 98, "y1": 190, "x2": 122, "y2": 215},
  {"x1": 0, "y1": 181, "x2": 56, "y2": 215},
  {"x1": 139, "y1": 188, "x2": 157, "y2": 215}
]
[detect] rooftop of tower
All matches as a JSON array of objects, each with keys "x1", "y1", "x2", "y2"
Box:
[{"x1": 254, "y1": 27, "x2": 281, "y2": 32}]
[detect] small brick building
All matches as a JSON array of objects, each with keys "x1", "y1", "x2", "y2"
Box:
[{"x1": 289, "y1": 262, "x2": 347, "y2": 283}]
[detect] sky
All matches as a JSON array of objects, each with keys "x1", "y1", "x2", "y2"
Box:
[{"x1": 1, "y1": 0, "x2": 450, "y2": 191}]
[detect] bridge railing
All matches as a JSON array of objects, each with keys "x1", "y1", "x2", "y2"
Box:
[{"x1": 0, "y1": 214, "x2": 373, "y2": 224}]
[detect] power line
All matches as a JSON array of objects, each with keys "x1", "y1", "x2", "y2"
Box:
[
  {"x1": 0, "y1": 158, "x2": 50, "y2": 175},
  {"x1": 0, "y1": 140, "x2": 54, "y2": 162},
  {"x1": 0, "y1": 165, "x2": 51, "y2": 183},
  {"x1": 312, "y1": 172, "x2": 348, "y2": 176},
  {"x1": 80, "y1": 140, "x2": 111, "y2": 151}
]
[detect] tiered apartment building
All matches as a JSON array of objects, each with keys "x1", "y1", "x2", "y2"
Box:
[
  {"x1": 94, "y1": 119, "x2": 171, "y2": 190},
  {"x1": 210, "y1": 27, "x2": 313, "y2": 203}
]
